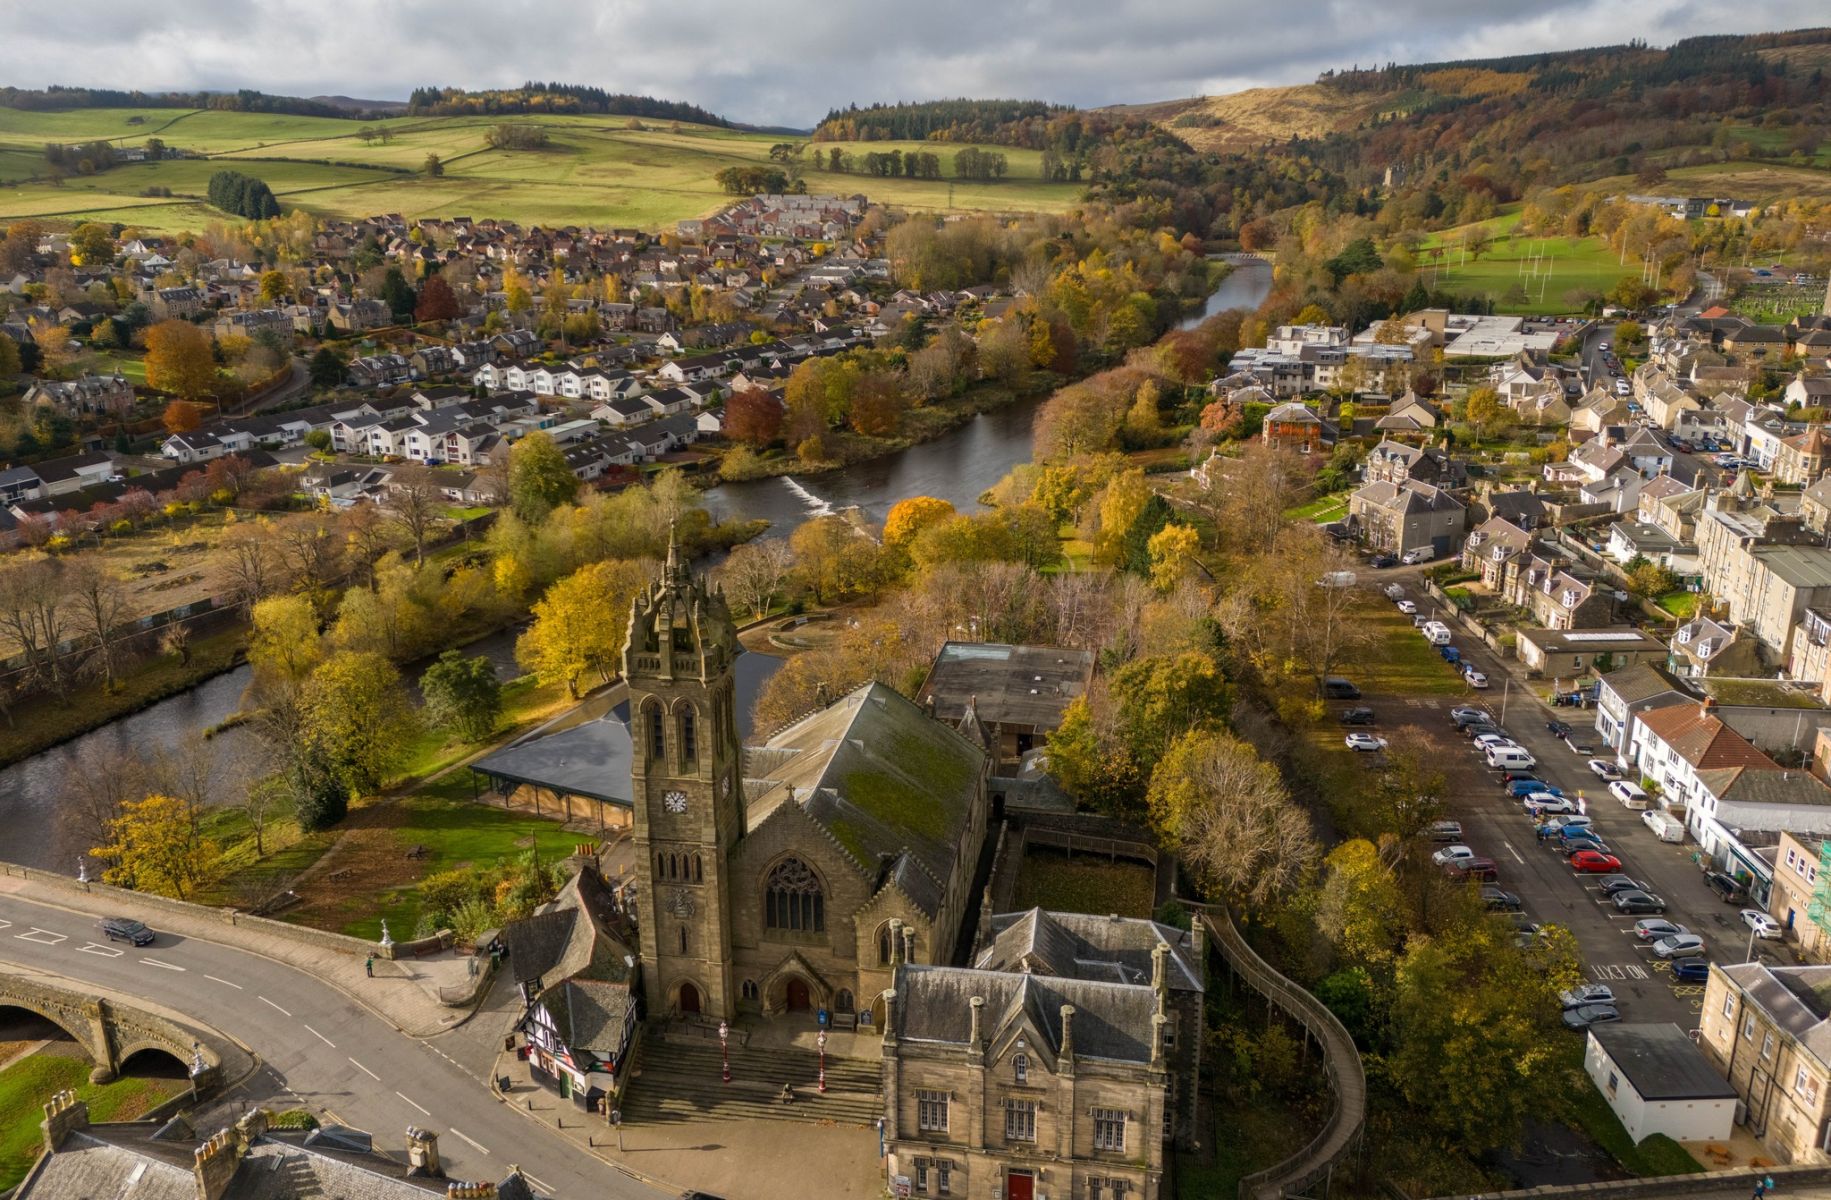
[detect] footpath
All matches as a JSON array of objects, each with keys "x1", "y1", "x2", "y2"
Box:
[{"x1": 0, "y1": 867, "x2": 475, "y2": 1039}]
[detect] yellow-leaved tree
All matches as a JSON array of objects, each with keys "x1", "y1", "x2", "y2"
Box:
[
  {"x1": 516, "y1": 559, "x2": 652, "y2": 698},
  {"x1": 97, "y1": 793, "x2": 217, "y2": 899},
  {"x1": 883, "y1": 496, "x2": 955, "y2": 549}
]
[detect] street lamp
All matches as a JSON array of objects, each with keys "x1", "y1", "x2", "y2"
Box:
[
  {"x1": 718, "y1": 1020, "x2": 730, "y2": 1083},
  {"x1": 817, "y1": 1029, "x2": 828, "y2": 1094}
]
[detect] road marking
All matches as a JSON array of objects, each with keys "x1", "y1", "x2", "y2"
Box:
[
  {"x1": 395, "y1": 1090, "x2": 431, "y2": 1116},
  {"x1": 77, "y1": 943, "x2": 122, "y2": 957},
  {"x1": 17, "y1": 928, "x2": 66, "y2": 945},
  {"x1": 449, "y1": 1128, "x2": 490, "y2": 1154},
  {"x1": 1589, "y1": 962, "x2": 1650, "y2": 981},
  {"x1": 524, "y1": 1174, "x2": 553, "y2": 1193},
  {"x1": 349, "y1": 1058, "x2": 380, "y2": 1081},
  {"x1": 1502, "y1": 840, "x2": 1524, "y2": 864},
  {"x1": 140, "y1": 957, "x2": 184, "y2": 971},
  {"x1": 260, "y1": 996, "x2": 292, "y2": 1017},
  {"x1": 0, "y1": 919, "x2": 12, "y2": 929},
  {"x1": 204, "y1": 975, "x2": 243, "y2": 989},
  {"x1": 304, "y1": 1025, "x2": 335, "y2": 1048}
]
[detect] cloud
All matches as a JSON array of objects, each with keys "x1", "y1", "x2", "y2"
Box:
[{"x1": 2, "y1": 0, "x2": 1824, "y2": 127}]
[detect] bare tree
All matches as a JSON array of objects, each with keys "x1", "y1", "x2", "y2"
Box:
[
  {"x1": 64, "y1": 560, "x2": 132, "y2": 691},
  {"x1": 159, "y1": 620, "x2": 192, "y2": 666},
  {"x1": 239, "y1": 774, "x2": 288, "y2": 857},
  {"x1": 714, "y1": 538, "x2": 795, "y2": 622},
  {"x1": 274, "y1": 512, "x2": 344, "y2": 601},
  {"x1": 61, "y1": 742, "x2": 151, "y2": 866},
  {"x1": 1152, "y1": 728, "x2": 1318, "y2": 912},
  {"x1": 0, "y1": 558, "x2": 73, "y2": 697},
  {"x1": 1044, "y1": 570, "x2": 1113, "y2": 651},
  {"x1": 149, "y1": 730, "x2": 218, "y2": 819},
  {"x1": 221, "y1": 520, "x2": 282, "y2": 608},
  {"x1": 339, "y1": 502, "x2": 394, "y2": 589},
  {"x1": 386, "y1": 466, "x2": 445, "y2": 565}
]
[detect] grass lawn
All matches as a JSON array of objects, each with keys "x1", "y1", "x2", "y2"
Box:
[
  {"x1": 1656, "y1": 591, "x2": 1699, "y2": 619},
  {"x1": 0, "y1": 1046, "x2": 187, "y2": 1192},
  {"x1": 1013, "y1": 848, "x2": 1155, "y2": 918},
  {"x1": 1285, "y1": 491, "x2": 1349, "y2": 523},
  {"x1": 0, "y1": 109, "x2": 1086, "y2": 233},
  {"x1": 1351, "y1": 599, "x2": 1468, "y2": 697},
  {"x1": 0, "y1": 626, "x2": 245, "y2": 768},
  {"x1": 1418, "y1": 224, "x2": 1628, "y2": 315}
]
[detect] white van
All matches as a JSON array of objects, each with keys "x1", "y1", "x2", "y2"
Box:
[
  {"x1": 1421, "y1": 621, "x2": 1453, "y2": 646},
  {"x1": 1610, "y1": 780, "x2": 1650, "y2": 810},
  {"x1": 1642, "y1": 809, "x2": 1685, "y2": 843},
  {"x1": 1487, "y1": 746, "x2": 1536, "y2": 771}
]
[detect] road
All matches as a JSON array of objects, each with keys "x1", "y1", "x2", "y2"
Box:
[
  {"x1": 0, "y1": 894, "x2": 662, "y2": 1200},
  {"x1": 1366, "y1": 573, "x2": 1785, "y2": 1029}
]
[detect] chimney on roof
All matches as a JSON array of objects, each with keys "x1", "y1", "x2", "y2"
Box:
[
  {"x1": 39, "y1": 1089, "x2": 87, "y2": 1153},
  {"x1": 968, "y1": 995, "x2": 985, "y2": 1056},
  {"x1": 883, "y1": 988, "x2": 899, "y2": 1046},
  {"x1": 904, "y1": 926, "x2": 918, "y2": 965},
  {"x1": 406, "y1": 1126, "x2": 444, "y2": 1178},
  {"x1": 1152, "y1": 942, "x2": 1169, "y2": 1016},
  {"x1": 1059, "y1": 1004, "x2": 1076, "y2": 1068},
  {"x1": 193, "y1": 1126, "x2": 247, "y2": 1200},
  {"x1": 446, "y1": 1184, "x2": 497, "y2": 1200}
]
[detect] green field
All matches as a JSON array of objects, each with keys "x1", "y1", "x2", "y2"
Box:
[
  {"x1": 0, "y1": 1045, "x2": 187, "y2": 1191},
  {"x1": 1419, "y1": 221, "x2": 1629, "y2": 315},
  {"x1": 0, "y1": 108, "x2": 1085, "y2": 233}
]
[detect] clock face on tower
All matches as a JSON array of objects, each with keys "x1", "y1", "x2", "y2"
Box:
[{"x1": 664, "y1": 790, "x2": 688, "y2": 814}]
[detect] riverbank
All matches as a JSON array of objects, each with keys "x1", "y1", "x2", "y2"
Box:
[{"x1": 0, "y1": 627, "x2": 248, "y2": 770}]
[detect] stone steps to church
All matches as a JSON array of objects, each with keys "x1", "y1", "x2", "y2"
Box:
[{"x1": 624, "y1": 1037, "x2": 881, "y2": 1126}]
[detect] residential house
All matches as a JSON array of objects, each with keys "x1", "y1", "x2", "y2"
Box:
[
  {"x1": 21, "y1": 373, "x2": 133, "y2": 417},
  {"x1": 1774, "y1": 427, "x2": 1831, "y2": 487},
  {"x1": 1346, "y1": 479, "x2": 1466, "y2": 558},
  {"x1": 1701, "y1": 961, "x2": 1831, "y2": 1163},
  {"x1": 1463, "y1": 516, "x2": 1534, "y2": 593},
  {"x1": 1593, "y1": 662, "x2": 1693, "y2": 759},
  {"x1": 1767, "y1": 832, "x2": 1831, "y2": 958},
  {"x1": 1671, "y1": 615, "x2": 1762, "y2": 678},
  {"x1": 1362, "y1": 440, "x2": 1459, "y2": 487},
  {"x1": 31, "y1": 451, "x2": 115, "y2": 496},
  {"x1": 1261, "y1": 403, "x2": 1333, "y2": 454},
  {"x1": 1373, "y1": 391, "x2": 1441, "y2": 434},
  {"x1": 1790, "y1": 609, "x2": 1831, "y2": 687},
  {"x1": 149, "y1": 286, "x2": 203, "y2": 319},
  {"x1": 1515, "y1": 627, "x2": 1669, "y2": 677}
]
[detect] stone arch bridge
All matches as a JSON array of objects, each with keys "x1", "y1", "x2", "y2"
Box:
[{"x1": 0, "y1": 972, "x2": 227, "y2": 1088}]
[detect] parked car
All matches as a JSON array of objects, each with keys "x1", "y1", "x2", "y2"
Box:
[
  {"x1": 1559, "y1": 984, "x2": 1615, "y2": 1009},
  {"x1": 1608, "y1": 780, "x2": 1650, "y2": 808},
  {"x1": 1369, "y1": 553, "x2": 1398, "y2": 569},
  {"x1": 1474, "y1": 733, "x2": 1517, "y2": 752},
  {"x1": 1481, "y1": 886, "x2": 1522, "y2": 911},
  {"x1": 1599, "y1": 875, "x2": 1652, "y2": 896},
  {"x1": 1546, "y1": 720, "x2": 1572, "y2": 738},
  {"x1": 1742, "y1": 909, "x2": 1783, "y2": 940},
  {"x1": 1571, "y1": 851, "x2": 1623, "y2": 873},
  {"x1": 1450, "y1": 706, "x2": 1494, "y2": 727},
  {"x1": 1401, "y1": 546, "x2": 1436, "y2": 564},
  {"x1": 1463, "y1": 667, "x2": 1490, "y2": 689},
  {"x1": 1396, "y1": 599, "x2": 1417, "y2": 615},
  {"x1": 1446, "y1": 857, "x2": 1499, "y2": 882},
  {"x1": 1545, "y1": 815, "x2": 1593, "y2": 833},
  {"x1": 1506, "y1": 779, "x2": 1557, "y2": 799},
  {"x1": 1524, "y1": 795, "x2": 1576, "y2": 817},
  {"x1": 1653, "y1": 934, "x2": 1707, "y2": 960},
  {"x1": 1562, "y1": 835, "x2": 1611, "y2": 856},
  {"x1": 1504, "y1": 913, "x2": 1539, "y2": 934},
  {"x1": 1705, "y1": 872, "x2": 1749, "y2": 904},
  {"x1": 1339, "y1": 707, "x2": 1376, "y2": 725},
  {"x1": 1345, "y1": 732, "x2": 1388, "y2": 752},
  {"x1": 1671, "y1": 959, "x2": 1712, "y2": 983},
  {"x1": 96, "y1": 917, "x2": 155, "y2": 946},
  {"x1": 1461, "y1": 722, "x2": 1502, "y2": 741},
  {"x1": 1588, "y1": 759, "x2": 1626, "y2": 780},
  {"x1": 1427, "y1": 820, "x2": 1464, "y2": 843},
  {"x1": 1562, "y1": 1003, "x2": 1622, "y2": 1031},
  {"x1": 1432, "y1": 844, "x2": 1476, "y2": 866},
  {"x1": 1634, "y1": 919, "x2": 1690, "y2": 941},
  {"x1": 1323, "y1": 677, "x2": 1362, "y2": 699},
  {"x1": 1612, "y1": 890, "x2": 1667, "y2": 914}
]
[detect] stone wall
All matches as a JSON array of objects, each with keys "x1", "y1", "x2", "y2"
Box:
[{"x1": 0, "y1": 972, "x2": 225, "y2": 1089}]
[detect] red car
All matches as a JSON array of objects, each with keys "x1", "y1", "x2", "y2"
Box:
[{"x1": 1570, "y1": 850, "x2": 1623, "y2": 873}]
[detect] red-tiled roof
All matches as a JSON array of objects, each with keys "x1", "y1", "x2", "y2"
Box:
[{"x1": 1637, "y1": 703, "x2": 1777, "y2": 771}]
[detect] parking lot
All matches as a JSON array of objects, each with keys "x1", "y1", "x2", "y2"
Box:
[{"x1": 1359, "y1": 574, "x2": 1792, "y2": 1028}]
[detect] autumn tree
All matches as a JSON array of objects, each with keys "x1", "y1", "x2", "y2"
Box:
[
  {"x1": 714, "y1": 537, "x2": 795, "y2": 621},
  {"x1": 414, "y1": 273, "x2": 461, "y2": 323},
  {"x1": 162, "y1": 400, "x2": 204, "y2": 434},
  {"x1": 789, "y1": 516, "x2": 892, "y2": 603},
  {"x1": 1149, "y1": 728, "x2": 1316, "y2": 912},
  {"x1": 1146, "y1": 523, "x2": 1201, "y2": 592},
  {"x1": 64, "y1": 560, "x2": 131, "y2": 691},
  {"x1": 421, "y1": 650, "x2": 503, "y2": 741},
  {"x1": 386, "y1": 465, "x2": 444, "y2": 563},
  {"x1": 883, "y1": 496, "x2": 956, "y2": 549},
  {"x1": 145, "y1": 319, "x2": 217, "y2": 404},
  {"x1": 507, "y1": 431, "x2": 579, "y2": 523},
  {"x1": 297, "y1": 650, "x2": 417, "y2": 802},
  {"x1": 723, "y1": 388, "x2": 785, "y2": 447},
  {"x1": 96, "y1": 793, "x2": 217, "y2": 899},
  {"x1": 1462, "y1": 385, "x2": 1511, "y2": 439},
  {"x1": 516, "y1": 559, "x2": 651, "y2": 698},
  {"x1": 248, "y1": 593, "x2": 324, "y2": 700}
]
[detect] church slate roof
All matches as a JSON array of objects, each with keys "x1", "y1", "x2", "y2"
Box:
[
  {"x1": 500, "y1": 909, "x2": 576, "y2": 987},
  {"x1": 895, "y1": 964, "x2": 1159, "y2": 1064},
  {"x1": 743, "y1": 682, "x2": 985, "y2": 916}
]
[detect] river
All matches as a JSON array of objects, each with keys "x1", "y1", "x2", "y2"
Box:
[{"x1": 0, "y1": 261, "x2": 1272, "y2": 873}]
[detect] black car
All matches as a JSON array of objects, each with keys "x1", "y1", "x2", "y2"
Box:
[
  {"x1": 1339, "y1": 707, "x2": 1376, "y2": 726},
  {"x1": 1369, "y1": 553, "x2": 1398, "y2": 568},
  {"x1": 97, "y1": 916, "x2": 155, "y2": 946},
  {"x1": 1705, "y1": 871, "x2": 1749, "y2": 904},
  {"x1": 1481, "y1": 886, "x2": 1522, "y2": 911},
  {"x1": 1546, "y1": 720, "x2": 1572, "y2": 738},
  {"x1": 1599, "y1": 875, "x2": 1653, "y2": 896}
]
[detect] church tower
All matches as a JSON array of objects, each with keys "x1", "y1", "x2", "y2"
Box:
[{"x1": 624, "y1": 527, "x2": 743, "y2": 1019}]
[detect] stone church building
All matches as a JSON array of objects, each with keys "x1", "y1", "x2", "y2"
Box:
[{"x1": 624, "y1": 539, "x2": 992, "y2": 1026}]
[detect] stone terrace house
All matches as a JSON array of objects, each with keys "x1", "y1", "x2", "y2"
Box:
[
  {"x1": 1361, "y1": 439, "x2": 1460, "y2": 488},
  {"x1": 1347, "y1": 479, "x2": 1467, "y2": 559},
  {"x1": 883, "y1": 931, "x2": 1192, "y2": 1200},
  {"x1": 1701, "y1": 962, "x2": 1831, "y2": 1162}
]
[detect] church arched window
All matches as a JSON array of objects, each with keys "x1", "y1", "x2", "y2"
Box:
[
  {"x1": 646, "y1": 703, "x2": 665, "y2": 762},
  {"x1": 742, "y1": 979, "x2": 760, "y2": 1001},
  {"x1": 764, "y1": 858, "x2": 825, "y2": 933},
  {"x1": 655, "y1": 852, "x2": 667, "y2": 880},
  {"x1": 678, "y1": 703, "x2": 697, "y2": 770},
  {"x1": 679, "y1": 927, "x2": 688, "y2": 954},
  {"x1": 877, "y1": 925, "x2": 892, "y2": 965},
  {"x1": 835, "y1": 988, "x2": 855, "y2": 1013},
  {"x1": 692, "y1": 853, "x2": 703, "y2": 883},
  {"x1": 1013, "y1": 1053, "x2": 1029, "y2": 1084}
]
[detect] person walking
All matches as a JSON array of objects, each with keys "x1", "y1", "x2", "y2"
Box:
[{"x1": 365, "y1": 954, "x2": 374, "y2": 978}]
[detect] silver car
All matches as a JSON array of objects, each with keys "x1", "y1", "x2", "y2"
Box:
[{"x1": 1653, "y1": 934, "x2": 1706, "y2": 960}]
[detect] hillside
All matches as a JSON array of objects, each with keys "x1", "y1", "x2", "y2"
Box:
[
  {"x1": 1107, "y1": 85, "x2": 1383, "y2": 154},
  {"x1": 0, "y1": 109, "x2": 1085, "y2": 233}
]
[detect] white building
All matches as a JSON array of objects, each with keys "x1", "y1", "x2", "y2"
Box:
[{"x1": 1584, "y1": 1023, "x2": 1736, "y2": 1144}]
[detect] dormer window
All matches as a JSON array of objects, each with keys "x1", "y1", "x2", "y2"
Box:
[
  {"x1": 1562, "y1": 590, "x2": 1578, "y2": 608},
  {"x1": 1678, "y1": 627, "x2": 1692, "y2": 644},
  {"x1": 1012, "y1": 1053, "x2": 1029, "y2": 1084}
]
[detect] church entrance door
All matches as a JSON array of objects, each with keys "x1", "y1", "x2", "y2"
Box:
[
  {"x1": 679, "y1": 983, "x2": 701, "y2": 1014},
  {"x1": 1007, "y1": 1171, "x2": 1034, "y2": 1200},
  {"x1": 785, "y1": 979, "x2": 811, "y2": 1012}
]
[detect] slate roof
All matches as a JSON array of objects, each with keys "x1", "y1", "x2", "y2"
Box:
[
  {"x1": 895, "y1": 964, "x2": 1159, "y2": 1064},
  {"x1": 915, "y1": 642, "x2": 1095, "y2": 734},
  {"x1": 1695, "y1": 766, "x2": 1829, "y2": 808},
  {"x1": 469, "y1": 716, "x2": 634, "y2": 805},
  {"x1": 540, "y1": 977, "x2": 634, "y2": 1055},
  {"x1": 500, "y1": 909, "x2": 577, "y2": 986},
  {"x1": 743, "y1": 682, "x2": 985, "y2": 917},
  {"x1": 1598, "y1": 662, "x2": 1691, "y2": 706},
  {"x1": 977, "y1": 909, "x2": 1203, "y2": 994},
  {"x1": 1721, "y1": 962, "x2": 1831, "y2": 1064}
]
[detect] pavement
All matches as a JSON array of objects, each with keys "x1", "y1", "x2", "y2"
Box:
[
  {"x1": 1366, "y1": 571, "x2": 1792, "y2": 1030},
  {"x1": 0, "y1": 883, "x2": 668, "y2": 1200}
]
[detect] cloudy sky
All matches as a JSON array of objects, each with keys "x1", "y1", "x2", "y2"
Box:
[{"x1": 3, "y1": 0, "x2": 1825, "y2": 128}]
